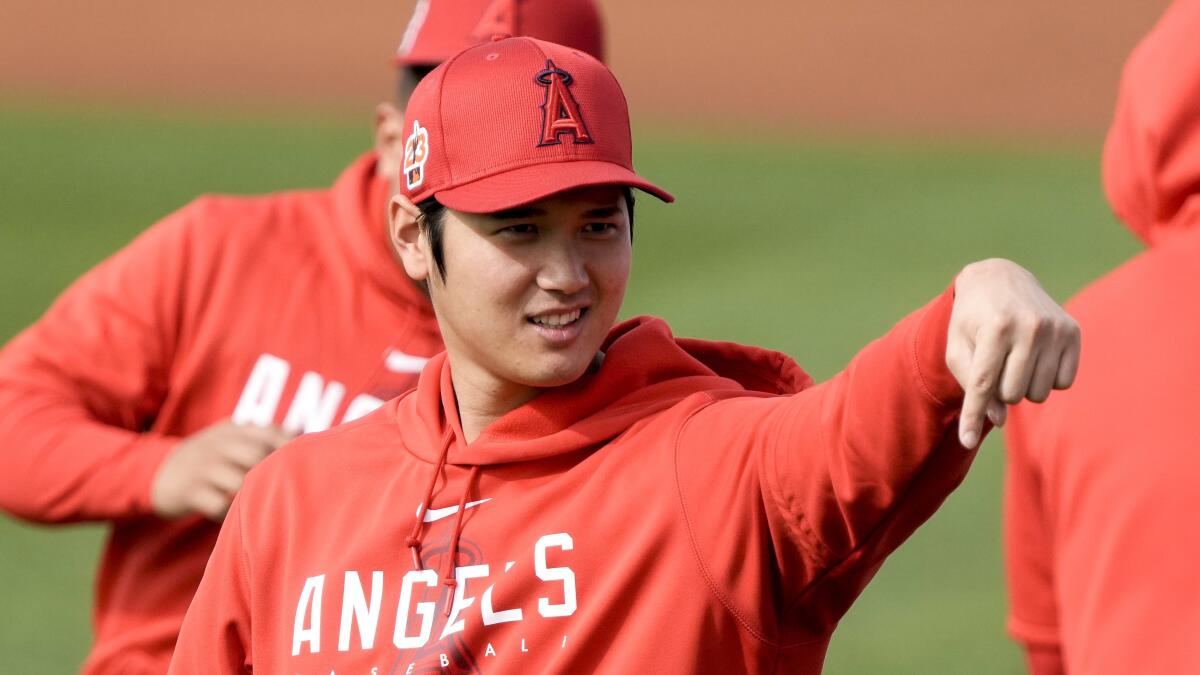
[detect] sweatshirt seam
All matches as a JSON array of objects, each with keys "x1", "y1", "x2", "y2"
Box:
[
  {"x1": 910, "y1": 288, "x2": 957, "y2": 409},
  {"x1": 673, "y1": 395, "x2": 779, "y2": 646},
  {"x1": 911, "y1": 306, "x2": 948, "y2": 408},
  {"x1": 760, "y1": 409, "x2": 836, "y2": 569},
  {"x1": 237, "y1": 494, "x2": 254, "y2": 662},
  {"x1": 1007, "y1": 614, "x2": 1062, "y2": 647},
  {"x1": 781, "y1": 423, "x2": 966, "y2": 617},
  {"x1": 131, "y1": 433, "x2": 180, "y2": 518},
  {"x1": 674, "y1": 396, "x2": 823, "y2": 650}
]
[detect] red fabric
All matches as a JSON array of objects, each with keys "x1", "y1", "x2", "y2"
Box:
[
  {"x1": 1101, "y1": 0, "x2": 1200, "y2": 247},
  {"x1": 395, "y1": 0, "x2": 605, "y2": 66},
  {"x1": 170, "y1": 287, "x2": 978, "y2": 674},
  {"x1": 1005, "y1": 2, "x2": 1200, "y2": 670},
  {"x1": 0, "y1": 153, "x2": 442, "y2": 674},
  {"x1": 1006, "y1": 226, "x2": 1200, "y2": 672},
  {"x1": 401, "y1": 37, "x2": 673, "y2": 212},
  {"x1": 1025, "y1": 646, "x2": 1066, "y2": 675}
]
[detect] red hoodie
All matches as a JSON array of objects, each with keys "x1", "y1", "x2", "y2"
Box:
[
  {"x1": 0, "y1": 154, "x2": 442, "y2": 674},
  {"x1": 171, "y1": 287, "x2": 972, "y2": 674},
  {"x1": 1004, "y1": 1, "x2": 1200, "y2": 672}
]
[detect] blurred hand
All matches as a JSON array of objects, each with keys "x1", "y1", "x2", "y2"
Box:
[
  {"x1": 151, "y1": 421, "x2": 293, "y2": 521},
  {"x1": 947, "y1": 259, "x2": 1080, "y2": 449}
]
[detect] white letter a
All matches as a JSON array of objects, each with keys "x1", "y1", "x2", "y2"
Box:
[{"x1": 293, "y1": 574, "x2": 326, "y2": 655}]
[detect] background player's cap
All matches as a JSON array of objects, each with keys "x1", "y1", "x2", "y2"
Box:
[
  {"x1": 399, "y1": 36, "x2": 673, "y2": 213},
  {"x1": 395, "y1": 0, "x2": 605, "y2": 66}
]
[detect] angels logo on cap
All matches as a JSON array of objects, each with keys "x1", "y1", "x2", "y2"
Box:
[
  {"x1": 535, "y1": 61, "x2": 592, "y2": 146},
  {"x1": 404, "y1": 121, "x2": 430, "y2": 190}
]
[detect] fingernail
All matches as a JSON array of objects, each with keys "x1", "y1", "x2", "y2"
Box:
[{"x1": 961, "y1": 430, "x2": 978, "y2": 449}]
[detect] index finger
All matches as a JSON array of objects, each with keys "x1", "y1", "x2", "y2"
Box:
[
  {"x1": 233, "y1": 424, "x2": 295, "y2": 449},
  {"x1": 959, "y1": 327, "x2": 1009, "y2": 449},
  {"x1": 218, "y1": 439, "x2": 273, "y2": 472}
]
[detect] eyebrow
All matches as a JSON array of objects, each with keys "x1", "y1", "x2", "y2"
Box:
[
  {"x1": 582, "y1": 206, "x2": 621, "y2": 218},
  {"x1": 492, "y1": 207, "x2": 545, "y2": 219},
  {"x1": 490, "y1": 204, "x2": 621, "y2": 220}
]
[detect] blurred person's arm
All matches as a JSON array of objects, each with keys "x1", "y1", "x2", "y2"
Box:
[
  {"x1": 0, "y1": 204, "x2": 284, "y2": 523},
  {"x1": 1025, "y1": 647, "x2": 1065, "y2": 675},
  {"x1": 1004, "y1": 402, "x2": 1065, "y2": 674}
]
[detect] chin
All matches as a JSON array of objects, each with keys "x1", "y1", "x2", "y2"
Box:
[{"x1": 518, "y1": 355, "x2": 596, "y2": 389}]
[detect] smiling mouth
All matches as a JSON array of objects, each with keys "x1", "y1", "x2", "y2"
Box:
[{"x1": 528, "y1": 307, "x2": 587, "y2": 328}]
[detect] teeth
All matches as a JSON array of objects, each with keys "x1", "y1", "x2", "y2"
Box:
[{"x1": 532, "y1": 309, "x2": 582, "y2": 327}]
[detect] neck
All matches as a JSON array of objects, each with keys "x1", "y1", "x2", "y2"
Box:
[{"x1": 448, "y1": 361, "x2": 542, "y2": 444}]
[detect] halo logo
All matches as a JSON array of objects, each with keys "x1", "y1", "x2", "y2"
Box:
[
  {"x1": 534, "y1": 61, "x2": 592, "y2": 147},
  {"x1": 404, "y1": 120, "x2": 430, "y2": 190}
]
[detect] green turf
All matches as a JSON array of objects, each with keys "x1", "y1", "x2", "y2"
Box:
[{"x1": 0, "y1": 102, "x2": 1138, "y2": 672}]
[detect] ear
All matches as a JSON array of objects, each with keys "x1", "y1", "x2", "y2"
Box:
[
  {"x1": 388, "y1": 193, "x2": 431, "y2": 282},
  {"x1": 375, "y1": 102, "x2": 407, "y2": 184}
]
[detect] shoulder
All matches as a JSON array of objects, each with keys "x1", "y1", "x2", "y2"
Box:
[
  {"x1": 241, "y1": 399, "x2": 406, "y2": 503},
  {"x1": 167, "y1": 188, "x2": 331, "y2": 247},
  {"x1": 131, "y1": 189, "x2": 337, "y2": 299},
  {"x1": 1068, "y1": 231, "x2": 1200, "y2": 327}
]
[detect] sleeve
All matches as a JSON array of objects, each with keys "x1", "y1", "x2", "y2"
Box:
[
  {"x1": 675, "y1": 285, "x2": 977, "y2": 636},
  {"x1": 0, "y1": 206, "x2": 198, "y2": 523},
  {"x1": 169, "y1": 494, "x2": 253, "y2": 674},
  {"x1": 1003, "y1": 401, "x2": 1064, "y2": 672}
]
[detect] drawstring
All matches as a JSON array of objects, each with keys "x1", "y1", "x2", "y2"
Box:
[
  {"x1": 406, "y1": 432, "x2": 453, "y2": 571},
  {"x1": 441, "y1": 464, "x2": 481, "y2": 616},
  {"x1": 402, "y1": 431, "x2": 483, "y2": 617}
]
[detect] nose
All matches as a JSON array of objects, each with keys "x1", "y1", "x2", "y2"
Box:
[{"x1": 536, "y1": 242, "x2": 589, "y2": 295}]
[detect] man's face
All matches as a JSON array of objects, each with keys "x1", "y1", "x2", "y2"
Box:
[{"x1": 426, "y1": 186, "x2": 632, "y2": 394}]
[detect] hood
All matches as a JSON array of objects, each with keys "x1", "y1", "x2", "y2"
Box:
[
  {"x1": 397, "y1": 316, "x2": 813, "y2": 466},
  {"x1": 1102, "y1": 0, "x2": 1200, "y2": 246}
]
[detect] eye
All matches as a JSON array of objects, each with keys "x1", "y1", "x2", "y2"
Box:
[
  {"x1": 498, "y1": 223, "x2": 538, "y2": 236},
  {"x1": 582, "y1": 222, "x2": 619, "y2": 236}
]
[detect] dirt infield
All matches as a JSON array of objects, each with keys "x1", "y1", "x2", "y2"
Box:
[{"x1": 0, "y1": 0, "x2": 1172, "y2": 136}]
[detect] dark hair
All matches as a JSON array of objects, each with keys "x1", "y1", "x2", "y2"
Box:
[
  {"x1": 396, "y1": 65, "x2": 436, "y2": 106},
  {"x1": 416, "y1": 187, "x2": 636, "y2": 280},
  {"x1": 415, "y1": 198, "x2": 449, "y2": 279}
]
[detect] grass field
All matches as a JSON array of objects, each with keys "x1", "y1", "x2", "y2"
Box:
[{"x1": 0, "y1": 102, "x2": 1138, "y2": 672}]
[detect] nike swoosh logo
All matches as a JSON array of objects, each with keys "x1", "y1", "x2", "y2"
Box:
[
  {"x1": 386, "y1": 349, "x2": 429, "y2": 374},
  {"x1": 419, "y1": 498, "x2": 492, "y2": 523}
]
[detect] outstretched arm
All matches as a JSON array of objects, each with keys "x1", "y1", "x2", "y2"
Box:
[{"x1": 675, "y1": 258, "x2": 1078, "y2": 632}]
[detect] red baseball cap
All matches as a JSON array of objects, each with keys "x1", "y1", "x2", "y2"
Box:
[
  {"x1": 399, "y1": 36, "x2": 673, "y2": 213},
  {"x1": 395, "y1": 0, "x2": 605, "y2": 66}
]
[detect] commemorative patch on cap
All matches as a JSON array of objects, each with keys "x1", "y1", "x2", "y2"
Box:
[{"x1": 404, "y1": 121, "x2": 430, "y2": 190}]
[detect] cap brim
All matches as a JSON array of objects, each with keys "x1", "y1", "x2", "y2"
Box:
[{"x1": 433, "y1": 160, "x2": 674, "y2": 213}]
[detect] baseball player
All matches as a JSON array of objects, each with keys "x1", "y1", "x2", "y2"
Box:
[
  {"x1": 0, "y1": 2, "x2": 604, "y2": 673},
  {"x1": 1004, "y1": 1, "x2": 1200, "y2": 672},
  {"x1": 170, "y1": 36, "x2": 1080, "y2": 674}
]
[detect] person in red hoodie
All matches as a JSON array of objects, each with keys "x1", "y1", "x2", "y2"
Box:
[
  {"x1": 0, "y1": 2, "x2": 604, "y2": 673},
  {"x1": 1003, "y1": 1, "x2": 1200, "y2": 672},
  {"x1": 171, "y1": 36, "x2": 1080, "y2": 674}
]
